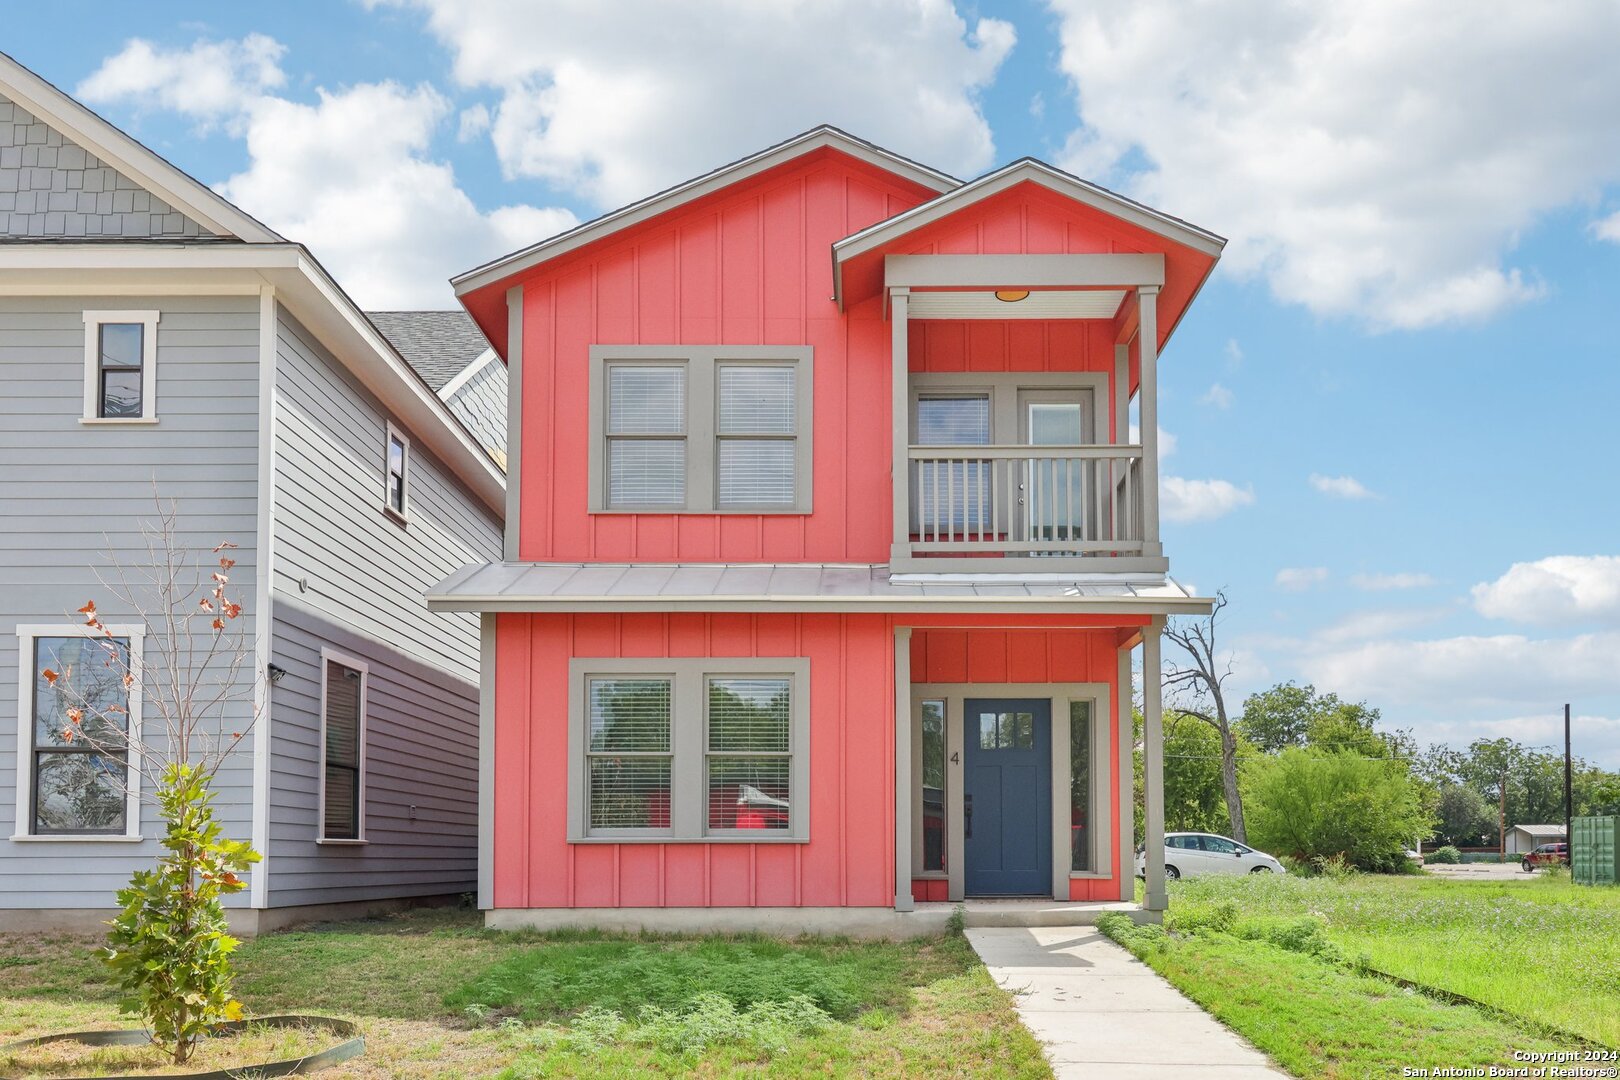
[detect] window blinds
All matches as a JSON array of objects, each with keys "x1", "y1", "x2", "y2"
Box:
[
  {"x1": 717, "y1": 366, "x2": 795, "y2": 507},
  {"x1": 607, "y1": 366, "x2": 686, "y2": 506}
]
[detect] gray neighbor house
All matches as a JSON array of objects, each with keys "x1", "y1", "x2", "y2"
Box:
[{"x1": 0, "y1": 51, "x2": 506, "y2": 934}]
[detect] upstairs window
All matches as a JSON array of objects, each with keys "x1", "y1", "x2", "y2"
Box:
[
  {"x1": 384, "y1": 422, "x2": 410, "y2": 521},
  {"x1": 589, "y1": 346, "x2": 813, "y2": 514},
  {"x1": 82, "y1": 311, "x2": 159, "y2": 422}
]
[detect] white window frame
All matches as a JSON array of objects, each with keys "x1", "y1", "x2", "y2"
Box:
[
  {"x1": 566, "y1": 657, "x2": 811, "y2": 842},
  {"x1": 317, "y1": 647, "x2": 369, "y2": 844},
  {"x1": 81, "y1": 310, "x2": 160, "y2": 424},
  {"x1": 383, "y1": 421, "x2": 410, "y2": 523},
  {"x1": 13, "y1": 623, "x2": 145, "y2": 842},
  {"x1": 587, "y1": 345, "x2": 814, "y2": 514}
]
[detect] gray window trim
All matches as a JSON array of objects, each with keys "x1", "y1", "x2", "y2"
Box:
[
  {"x1": 908, "y1": 371, "x2": 1109, "y2": 447},
  {"x1": 588, "y1": 345, "x2": 814, "y2": 514},
  {"x1": 383, "y1": 421, "x2": 411, "y2": 524},
  {"x1": 316, "y1": 647, "x2": 369, "y2": 844},
  {"x1": 567, "y1": 656, "x2": 811, "y2": 842}
]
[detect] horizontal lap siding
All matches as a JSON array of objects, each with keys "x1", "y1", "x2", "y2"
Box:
[
  {"x1": 0, "y1": 295, "x2": 260, "y2": 909},
  {"x1": 517, "y1": 154, "x2": 937, "y2": 564},
  {"x1": 492, "y1": 612, "x2": 895, "y2": 909},
  {"x1": 268, "y1": 307, "x2": 498, "y2": 907},
  {"x1": 910, "y1": 626, "x2": 1126, "y2": 901},
  {"x1": 266, "y1": 602, "x2": 478, "y2": 906}
]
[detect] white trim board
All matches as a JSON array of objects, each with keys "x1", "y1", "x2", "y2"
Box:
[
  {"x1": 13, "y1": 623, "x2": 146, "y2": 843},
  {"x1": 250, "y1": 287, "x2": 278, "y2": 908}
]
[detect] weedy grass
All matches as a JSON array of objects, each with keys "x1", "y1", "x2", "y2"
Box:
[{"x1": 0, "y1": 908, "x2": 1048, "y2": 1079}]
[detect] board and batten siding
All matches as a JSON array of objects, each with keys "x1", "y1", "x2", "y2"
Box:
[
  {"x1": 0, "y1": 294, "x2": 261, "y2": 909},
  {"x1": 265, "y1": 601, "x2": 478, "y2": 906},
  {"x1": 267, "y1": 305, "x2": 498, "y2": 907}
]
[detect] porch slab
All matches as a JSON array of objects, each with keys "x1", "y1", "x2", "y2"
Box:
[
  {"x1": 968, "y1": 926, "x2": 1287, "y2": 1079},
  {"x1": 918, "y1": 898, "x2": 1153, "y2": 928}
]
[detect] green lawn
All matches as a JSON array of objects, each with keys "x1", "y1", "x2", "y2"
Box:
[
  {"x1": 0, "y1": 909, "x2": 1049, "y2": 1079},
  {"x1": 1099, "y1": 871, "x2": 1620, "y2": 1079}
]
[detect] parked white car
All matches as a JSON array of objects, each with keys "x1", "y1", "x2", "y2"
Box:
[{"x1": 1135, "y1": 832, "x2": 1287, "y2": 879}]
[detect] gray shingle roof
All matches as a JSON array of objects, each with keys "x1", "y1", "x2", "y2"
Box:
[{"x1": 367, "y1": 310, "x2": 491, "y2": 391}]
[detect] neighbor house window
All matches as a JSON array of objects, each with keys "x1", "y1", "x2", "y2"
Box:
[
  {"x1": 384, "y1": 422, "x2": 410, "y2": 519},
  {"x1": 589, "y1": 346, "x2": 813, "y2": 513},
  {"x1": 319, "y1": 652, "x2": 367, "y2": 841},
  {"x1": 569, "y1": 658, "x2": 810, "y2": 841},
  {"x1": 17, "y1": 626, "x2": 142, "y2": 837},
  {"x1": 82, "y1": 311, "x2": 159, "y2": 421}
]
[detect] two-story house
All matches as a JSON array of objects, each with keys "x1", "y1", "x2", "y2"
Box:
[
  {"x1": 0, "y1": 53, "x2": 502, "y2": 933},
  {"x1": 429, "y1": 128, "x2": 1223, "y2": 933}
]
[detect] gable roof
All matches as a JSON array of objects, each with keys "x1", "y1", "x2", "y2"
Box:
[
  {"x1": 831, "y1": 158, "x2": 1225, "y2": 308},
  {"x1": 450, "y1": 125, "x2": 959, "y2": 299},
  {"x1": 368, "y1": 310, "x2": 492, "y2": 391},
  {"x1": 0, "y1": 49, "x2": 282, "y2": 243}
]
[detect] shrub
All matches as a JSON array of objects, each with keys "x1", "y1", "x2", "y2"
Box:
[
  {"x1": 1096, "y1": 911, "x2": 1168, "y2": 953},
  {"x1": 1236, "y1": 917, "x2": 1344, "y2": 964},
  {"x1": 1428, "y1": 845, "x2": 1463, "y2": 864},
  {"x1": 1170, "y1": 898, "x2": 1239, "y2": 935},
  {"x1": 1242, "y1": 748, "x2": 1432, "y2": 872}
]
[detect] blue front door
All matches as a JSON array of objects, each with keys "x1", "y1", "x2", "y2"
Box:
[{"x1": 963, "y1": 698, "x2": 1052, "y2": 896}]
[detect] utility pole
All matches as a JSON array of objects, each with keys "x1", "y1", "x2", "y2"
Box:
[{"x1": 1564, "y1": 703, "x2": 1574, "y2": 866}]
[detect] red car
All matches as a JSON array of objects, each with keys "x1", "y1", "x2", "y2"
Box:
[{"x1": 1521, "y1": 842, "x2": 1568, "y2": 872}]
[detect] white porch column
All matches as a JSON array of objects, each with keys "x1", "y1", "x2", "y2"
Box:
[
  {"x1": 893, "y1": 625, "x2": 914, "y2": 911},
  {"x1": 890, "y1": 287, "x2": 910, "y2": 564},
  {"x1": 1142, "y1": 618, "x2": 1167, "y2": 911},
  {"x1": 1137, "y1": 285, "x2": 1161, "y2": 555}
]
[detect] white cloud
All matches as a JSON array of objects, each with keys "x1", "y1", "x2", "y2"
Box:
[
  {"x1": 80, "y1": 36, "x2": 576, "y2": 308},
  {"x1": 1350, "y1": 572, "x2": 1438, "y2": 591},
  {"x1": 1160, "y1": 476, "x2": 1254, "y2": 523},
  {"x1": 1129, "y1": 424, "x2": 1176, "y2": 457},
  {"x1": 1310, "y1": 607, "x2": 1450, "y2": 645},
  {"x1": 1472, "y1": 555, "x2": 1620, "y2": 625},
  {"x1": 1223, "y1": 338, "x2": 1243, "y2": 368},
  {"x1": 1201, "y1": 382, "x2": 1234, "y2": 409},
  {"x1": 1310, "y1": 473, "x2": 1374, "y2": 500},
  {"x1": 1044, "y1": 2, "x2": 1620, "y2": 327},
  {"x1": 78, "y1": 33, "x2": 287, "y2": 123},
  {"x1": 1593, "y1": 211, "x2": 1620, "y2": 243},
  {"x1": 370, "y1": 0, "x2": 1015, "y2": 206},
  {"x1": 1302, "y1": 631, "x2": 1620, "y2": 713},
  {"x1": 1275, "y1": 566, "x2": 1329, "y2": 591},
  {"x1": 457, "y1": 103, "x2": 491, "y2": 143}
]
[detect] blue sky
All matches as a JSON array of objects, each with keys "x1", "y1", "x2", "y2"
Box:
[{"x1": 10, "y1": 1, "x2": 1620, "y2": 764}]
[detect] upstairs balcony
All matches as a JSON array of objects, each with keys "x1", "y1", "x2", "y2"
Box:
[{"x1": 906, "y1": 443, "x2": 1147, "y2": 568}]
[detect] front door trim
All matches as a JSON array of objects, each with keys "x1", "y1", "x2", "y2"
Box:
[{"x1": 911, "y1": 680, "x2": 1112, "y2": 902}]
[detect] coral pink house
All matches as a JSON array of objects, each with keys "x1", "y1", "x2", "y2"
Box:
[{"x1": 430, "y1": 129, "x2": 1224, "y2": 932}]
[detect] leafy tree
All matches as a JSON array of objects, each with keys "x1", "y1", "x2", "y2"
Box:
[
  {"x1": 1235, "y1": 682, "x2": 1316, "y2": 753},
  {"x1": 1242, "y1": 748, "x2": 1433, "y2": 872},
  {"x1": 1433, "y1": 783, "x2": 1494, "y2": 847},
  {"x1": 1238, "y1": 681, "x2": 1412, "y2": 760},
  {"x1": 45, "y1": 504, "x2": 260, "y2": 1064},
  {"x1": 1161, "y1": 713, "x2": 1239, "y2": 835}
]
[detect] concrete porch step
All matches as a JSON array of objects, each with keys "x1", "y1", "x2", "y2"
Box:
[{"x1": 917, "y1": 899, "x2": 1153, "y2": 928}]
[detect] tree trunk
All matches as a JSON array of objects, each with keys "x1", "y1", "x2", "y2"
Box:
[{"x1": 1220, "y1": 724, "x2": 1246, "y2": 843}]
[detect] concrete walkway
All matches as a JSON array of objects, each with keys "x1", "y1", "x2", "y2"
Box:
[{"x1": 967, "y1": 926, "x2": 1288, "y2": 1079}]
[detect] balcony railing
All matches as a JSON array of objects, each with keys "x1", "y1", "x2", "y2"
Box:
[{"x1": 901, "y1": 444, "x2": 1149, "y2": 567}]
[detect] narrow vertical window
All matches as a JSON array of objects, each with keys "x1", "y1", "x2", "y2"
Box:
[
  {"x1": 587, "y1": 678, "x2": 673, "y2": 829},
  {"x1": 1070, "y1": 700, "x2": 1092, "y2": 872},
  {"x1": 606, "y1": 365, "x2": 686, "y2": 507},
  {"x1": 321, "y1": 657, "x2": 366, "y2": 841},
  {"x1": 29, "y1": 635, "x2": 132, "y2": 834},
  {"x1": 706, "y1": 677, "x2": 791, "y2": 831},
  {"x1": 716, "y1": 365, "x2": 796, "y2": 507},
  {"x1": 384, "y1": 423, "x2": 410, "y2": 519},
  {"x1": 915, "y1": 394, "x2": 991, "y2": 535},
  {"x1": 920, "y1": 698, "x2": 946, "y2": 872},
  {"x1": 82, "y1": 311, "x2": 158, "y2": 421}
]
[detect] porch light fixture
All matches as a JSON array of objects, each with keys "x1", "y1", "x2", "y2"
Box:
[{"x1": 994, "y1": 289, "x2": 1030, "y2": 303}]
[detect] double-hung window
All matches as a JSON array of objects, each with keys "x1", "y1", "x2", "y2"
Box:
[
  {"x1": 319, "y1": 651, "x2": 368, "y2": 842},
  {"x1": 384, "y1": 422, "x2": 410, "y2": 521},
  {"x1": 569, "y1": 658, "x2": 810, "y2": 841},
  {"x1": 82, "y1": 311, "x2": 159, "y2": 422},
  {"x1": 16, "y1": 625, "x2": 142, "y2": 838},
  {"x1": 590, "y1": 346, "x2": 812, "y2": 513}
]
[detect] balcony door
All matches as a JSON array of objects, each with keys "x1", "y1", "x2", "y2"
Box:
[{"x1": 1019, "y1": 390, "x2": 1095, "y2": 547}]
